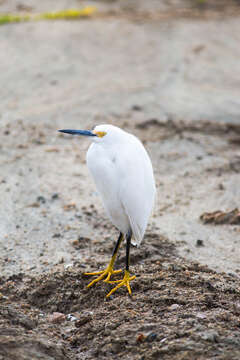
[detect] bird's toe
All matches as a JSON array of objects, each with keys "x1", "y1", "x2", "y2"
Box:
[{"x1": 106, "y1": 270, "x2": 136, "y2": 298}]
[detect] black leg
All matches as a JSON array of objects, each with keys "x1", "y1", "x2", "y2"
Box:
[
  {"x1": 112, "y1": 232, "x2": 123, "y2": 259},
  {"x1": 84, "y1": 232, "x2": 123, "y2": 287},
  {"x1": 105, "y1": 229, "x2": 136, "y2": 298},
  {"x1": 125, "y1": 229, "x2": 132, "y2": 271}
]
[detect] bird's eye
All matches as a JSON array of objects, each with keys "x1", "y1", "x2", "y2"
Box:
[{"x1": 95, "y1": 131, "x2": 107, "y2": 138}]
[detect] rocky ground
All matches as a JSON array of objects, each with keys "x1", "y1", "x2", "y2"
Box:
[{"x1": 1, "y1": 0, "x2": 240, "y2": 359}]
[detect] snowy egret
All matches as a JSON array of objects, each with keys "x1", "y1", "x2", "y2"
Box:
[{"x1": 59, "y1": 124, "x2": 156, "y2": 297}]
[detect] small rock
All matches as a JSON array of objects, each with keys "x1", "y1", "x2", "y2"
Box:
[
  {"x1": 201, "y1": 330, "x2": 219, "y2": 343},
  {"x1": 196, "y1": 239, "x2": 204, "y2": 247},
  {"x1": 71, "y1": 239, "x2": 79, "y2": 247},
  {"x1": 75, "y1": 212, "x2": 82, "y2": 219},
  {"x1": 136, "y1": 333, "x2": 146, "y2": 343},
  {"x1": 52, "y1": 193, "x2": 59, "y2": 200},
  {"x1": 65, "y1": 263, "x2": 74, "y2": 269},
  {"x1": 48, "y1": 312, "x2": 66, "y2": 324},
  {"x1": 196, "y1": 312, "x2": 206, "y2": 319},
  {"x1": 146, "y1": 332, "x2": 157, "y2": 342},
  {"x1": 52, "y1": 233, "x2": 61, "y2": 238},
  {"x1": 111, "y1": 342, "x2": 124, "y2": 354},
  {"x1": 131, "y1": 105, "x2": 142, "y2": 111},
  {"x1": 28, "y1": 202, "x2": 40, "y2": 208},
  {"x1": 45, "y1": 147, "x2": 59, "y2": 152},
  {"x1": 75, "y1": 315, "x2": 92, "y2": 328},
  {"x1": 63, "y1": 203, "x2": 76, "y2": 211},
  {"x1": 160, "y1": 337, "x2": 167, "y2": 343},
  {"x1": 233, "y1": 302, "x2": 240, "y2": 314},
  {"x1": 0, "y1": 292, "x2": 8, "y2": 300},
  {"x1": 36, "y1": 196, "x2": 46, "y2": 204},
  {"x1": 58, "y1": 257, "x2": 65, "y2": 264},
  {"x1": 169, "y1": 303, "x2": 180, "y2": 311},
  {"x1": 66, "y1": 314, "x2": 78, "y2": 322},
  {"x1": 218, "y1": 183, "x2": 225, "y2": 190}
]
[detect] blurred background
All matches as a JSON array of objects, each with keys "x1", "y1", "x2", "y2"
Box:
[{"x1": 1, "y1": 0, "x2": 240, "y2": 277}]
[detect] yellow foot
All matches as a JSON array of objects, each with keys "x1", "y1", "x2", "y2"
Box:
[
  {"x1": 84, "y1": 265, "x2": 122, "y2": 288},
  {"x1": 106, "y1": 270, "x2": 136, "y2": 298}
]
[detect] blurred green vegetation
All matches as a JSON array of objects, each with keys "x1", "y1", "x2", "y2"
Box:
[
  {"x1": 0, "y1": 7, "x2": 96, "y2": 25},
  {"x1": 0, "y1": 13, "x2": 30, "y2": 25}
]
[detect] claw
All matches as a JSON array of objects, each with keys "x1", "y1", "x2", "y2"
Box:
[{"x1": 106, "y1": 270, "x2": 136, "y2": 298}]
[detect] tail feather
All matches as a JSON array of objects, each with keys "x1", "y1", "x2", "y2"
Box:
[{"x1": 128, "y1": 214, "x2": 144, "y2": 247}]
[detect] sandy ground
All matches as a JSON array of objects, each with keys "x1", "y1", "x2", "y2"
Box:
[{"x1": 1, "y1": 0, "x2": 240, "y2": 359}]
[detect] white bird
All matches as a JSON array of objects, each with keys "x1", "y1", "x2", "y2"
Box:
[{"x1": 59, "y1": 124, "x2": 156, "y2": 297}]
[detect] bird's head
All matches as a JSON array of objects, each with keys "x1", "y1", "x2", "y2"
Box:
[{"x1": 58, "y1": 124, "x2": 123, "y2": 143}]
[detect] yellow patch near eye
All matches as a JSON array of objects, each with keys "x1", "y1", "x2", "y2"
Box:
[{"x1": 95, "y1": 131, "x2": 107, "y2": 138}]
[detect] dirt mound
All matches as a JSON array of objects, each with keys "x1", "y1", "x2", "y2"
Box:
[{"x1": 1, "y1": 235, "x2": 240, "y2": 360}]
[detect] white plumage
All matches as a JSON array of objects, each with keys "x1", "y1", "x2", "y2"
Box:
[
  {"x1": 86, "y1": 124, "x2": 156, "y2": 245},
  {"x1": 59, "y1": 124, "x2": 156, "y2": 297}
]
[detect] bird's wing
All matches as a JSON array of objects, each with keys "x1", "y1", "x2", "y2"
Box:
[{"x1": 119, "y1": 139, "x2": 156, "y2": 246}]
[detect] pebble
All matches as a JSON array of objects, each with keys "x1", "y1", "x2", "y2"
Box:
[
  {"x1": 52, "y1": 193, "x2": 59, "y2": 200},
  {"x1": 75, "y1": 315, "x2": 92, "y2": 328},
  {"x1": 169, "y1": 303, "x2": 180, "y2": 311},
  {"x1": 36, "y1": 196, "x2": 46, "y2": 204},
  {"x1": 0, "y1": 292, "x2": 8, "y2": 300},
  {"x1": 146, "y1": 332, "x2": 157, "y2": 342},
  {"x1": 136, "y1": 333, "x2": 146, "y2": 343},
  {"x1": 131, "y1": 105, "x2": 142, "y2": 111},
  {"x1": 52, "y1": 233, "x2": 61, "y2": 238},
  {"x1": 48, "y1": 312, "x2": 66, "y2": 324},
  {"x1": 160, "y1": 337, "x2": 167, "y2": 343},
  {"x1": 196, "y1": 239, "x2": 204, "y2": 247},
  {"x1": 65, "y1": 263, "x2": 74, "y2": 269},
  {"x1": 75, "y1": 212, "x2": 82, "y2": 219},
  {"x1": 196, "y1": 312, "x2": 206, "y2": 319},
  {"x1": 201, "y1": 330, "x2": 219, "y2": 343},
  {"x1": 72, "y1": 239, "x2": 79, "y2": 247},
  {"x1": 66, "y1": 314, "x2": 78, "y2": 322}
]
